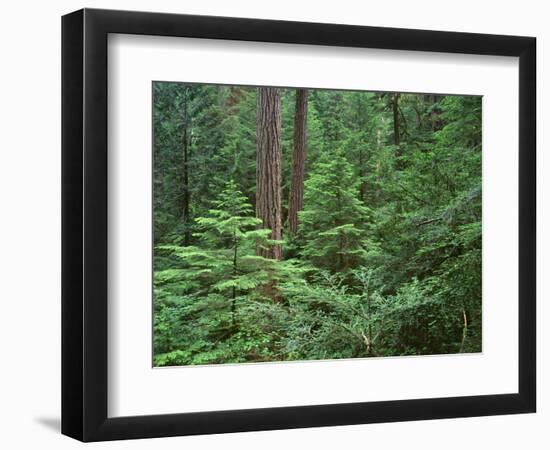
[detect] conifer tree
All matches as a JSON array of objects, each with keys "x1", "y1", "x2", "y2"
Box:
[
  {"x1": 153, "y1": 82, "x2": 483, "y2": 365},
  {"x1": 299, "y1": 149, "x2": 375, "y2": 272},
  {"x1": 288, "y1": 88, "x2": 308, "y2": 236},
  {"x1": 161, "y1": 180, "x2": 283, "y2": 324},
  {"x1": 256, "y1": 87, "x2": 282, "y2": 259}
]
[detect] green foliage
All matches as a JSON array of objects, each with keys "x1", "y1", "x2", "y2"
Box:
[
  {"x1": 154, "y1": 180, "x2": 305, "y2": 365},
  {"x1": 153, "y1": 83, "x2": 482, "y2": 366},
  {"x1": 299, "y1": 149, "x2": 378, "y2": 272}
]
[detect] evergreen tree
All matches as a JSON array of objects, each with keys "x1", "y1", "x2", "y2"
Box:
[
  {"x1": 152, "y1": 82, "x2": 483, "y2": 365},
  {"x1": 288, "y1": 88, "x2": 308, "y2": 236},
  {"x1": 256, "y1": 87, "x2": 283, "y2": 259},
  {"x1": 154, "y1": 180, "x2": 303, "y2": 365},
  {"x1": 299, "y1": 149, "x2": 376, "y2": 272},
  {"x1": 158, "y1": 180, "x2": 282, "y2": 323}
]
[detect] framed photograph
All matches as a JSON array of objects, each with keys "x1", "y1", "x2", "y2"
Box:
[{"x1": 61, "y1": 8, "x2": 536, "y2": 442}]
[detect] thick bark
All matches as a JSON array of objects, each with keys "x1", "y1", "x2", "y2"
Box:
[
  {"x1": 256, "y1": 87, "x2": 282, "y2": 260},
  {"x1": 288, "y1": 88, "x2": 308, "y2": 236}
]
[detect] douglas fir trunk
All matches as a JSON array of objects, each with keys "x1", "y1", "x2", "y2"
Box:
[
  {"x1": 256, "y1": 87, "x2": 282, "y2": 260},
  {"x1": 288, "y1": 88, "x2": 308, "y2": 236}
]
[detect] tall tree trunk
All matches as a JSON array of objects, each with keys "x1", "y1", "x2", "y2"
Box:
[
  {"x1": 256, "y1": 87, "x2": 282, "y2": 260},
  {"x1": 392, "y1": 93, "x2": 401, "y2": 169},
  {"x1": 355, "y1": 95, "x2": 366, "y2": 202},
  {"x1": 375, "y1": 117, "x2": 384, "y2": 204},
  {"x1": 425, "y1": 94, "x2": 441, "y2": 131},
  {"x1": 182, "y1": 93, "x2": 191, "y2": 246},
  {"x1": 288, "y1": 88, "x2": 308, "y2": 237},
  {"x1": 392, "y1": 93, "x2": 401, "y2": 146}
]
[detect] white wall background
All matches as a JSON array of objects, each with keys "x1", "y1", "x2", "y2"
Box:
[{"x1": 0, "y1": 0, "x2": 546, "y2": 448}]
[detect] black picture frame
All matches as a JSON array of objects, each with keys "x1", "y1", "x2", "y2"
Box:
[{"x1": 61, "y1": 8, "x2": 536, "y2": 442}]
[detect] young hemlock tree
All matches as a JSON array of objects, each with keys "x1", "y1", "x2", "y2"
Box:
[
  {"x1": 298, "y1": 149, "x2": 378, "y2": 273},
  {"x1": 154, "y1": 180, "x2": 304, "y2": 365},
  {"x1": 163, "y1": 179, "x2": 282, "y2": 319}
]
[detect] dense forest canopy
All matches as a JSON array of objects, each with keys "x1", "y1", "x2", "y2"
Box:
[{"x1": 153, "y1": 82, "x2": 482, "y2": 366}]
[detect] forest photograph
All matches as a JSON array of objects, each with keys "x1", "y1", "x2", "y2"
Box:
[{"x1": 153, "y1": 82, "x2": 482, "y2": 367}]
